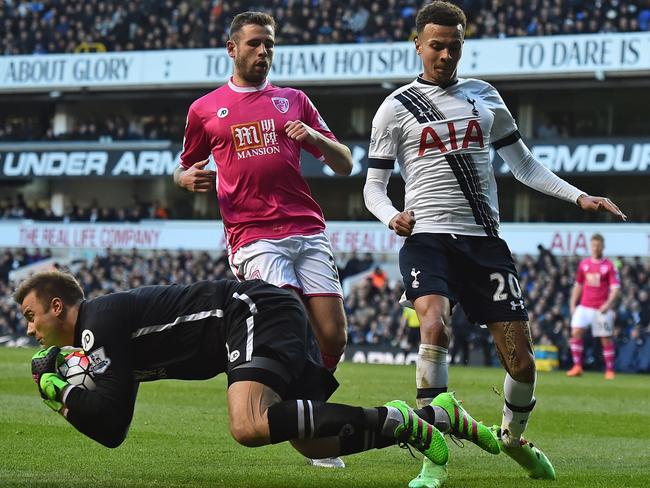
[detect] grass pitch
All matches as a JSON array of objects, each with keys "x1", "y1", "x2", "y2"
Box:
[{"x1": 1, "y1": 348, "x2": 649, "y2": 488}]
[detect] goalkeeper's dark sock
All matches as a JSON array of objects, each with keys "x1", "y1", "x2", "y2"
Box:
[
  {"x1": 267, "y1": 401, "x2": 397, "y2": 453},
  {"x1": 414, "y1": 405, "x2": 452, "y2": 434}
]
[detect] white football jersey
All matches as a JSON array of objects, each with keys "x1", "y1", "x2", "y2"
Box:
[{"x1": 369, "y1": 76, "x2": 520, "y2": 237}]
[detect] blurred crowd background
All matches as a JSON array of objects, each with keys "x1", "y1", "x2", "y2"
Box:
[
  {"x1": 0, "y1": 194, "x2": 171, "y2": 222},
  {"x1": 2, "y1": 0, "x2": 649, "y2": 55},
  {"x1": 2, "y1": 246, "x2": 649, "y2": 372},
  {"x1": 3, "y1": 194, "x2": 650, "y2": 224}
]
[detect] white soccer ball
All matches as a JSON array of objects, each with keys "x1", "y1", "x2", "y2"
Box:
[{"x1": 59, "y1": 350, "x2": 96, "y2": 390}]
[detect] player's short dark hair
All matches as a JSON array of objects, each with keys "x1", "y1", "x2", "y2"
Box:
[
  {"x1": 229, "y1": 11, "x2": 276, "y2": 40},
  {"x1": 591, "y1": 233, "x2": 605, "y2": 243},
  {"x1": 14, "y1": 271, "x2": 84, "y2": 310},
  {"x1": 416, "y1": 1, "x2": 467, "y2": 34}
]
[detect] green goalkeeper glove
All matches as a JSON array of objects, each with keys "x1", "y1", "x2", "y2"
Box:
[
  {"x1": 31, "y1": 346, "x2": 65, "y2": 387},
  {"x1": 32, "y1": 347, "x2": 69, "y2": 412},
  {"x1": 39, "y1": 373, "x2": 68, "y2": 412}
]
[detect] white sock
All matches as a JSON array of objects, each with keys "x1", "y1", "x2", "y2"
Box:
[
  {"x1": 416, "y1": 343, "x2": 448, "y2": 409},
  {"x1": 501, "y1": 373, "x2": 536, "y2": 447}
]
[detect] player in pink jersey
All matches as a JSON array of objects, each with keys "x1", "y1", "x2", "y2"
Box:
[
  {"x1": 173, "y1": 12, "x2": 353, "y2": 468},
  {"x1": 568, "y1": 234, "x2": 621, "y2": 379}
]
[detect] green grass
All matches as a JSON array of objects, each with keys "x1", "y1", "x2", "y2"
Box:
[{"x1": 1, "y1": 348, "x2": 649, "y2": 487}]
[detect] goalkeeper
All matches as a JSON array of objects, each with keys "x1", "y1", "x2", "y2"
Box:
[{"x1": 17, "y1": 270, "x2": 452, "y2": 470}]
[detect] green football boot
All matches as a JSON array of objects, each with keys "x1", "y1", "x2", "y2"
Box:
[
  {"x1": 490, "y1": 425, "x2": 556, "y2": 480},
  {"x1": 385, "y1": 400, "x2": 449, "y2": 466},
  {"x1": 432, "y1": 392, "x2": 500, "y2": 455},
  {"x1": 408, "y1": 458, "x2": 448, "y2": 488}
]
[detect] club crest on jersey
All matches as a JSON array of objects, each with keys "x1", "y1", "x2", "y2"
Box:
[
  {"x1": 466, "y1": 97, "x2": 479, "y2": 116},
  {"x1": 271, "y1": 97, "x2": 290, "y2": 114}
]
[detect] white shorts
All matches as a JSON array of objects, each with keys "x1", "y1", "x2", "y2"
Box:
[
  {"x1": 570, "y1": 305, "x2": 615, "y2": 337},
  {"x1": 229, "y1": 233, "x2": 343, "y2": 298}
]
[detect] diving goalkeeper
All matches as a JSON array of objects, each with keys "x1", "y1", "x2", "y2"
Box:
[{"x1": 18, "y1": 270, "x2": 458, "y2": 473}]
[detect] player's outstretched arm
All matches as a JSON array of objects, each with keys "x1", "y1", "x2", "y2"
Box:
[
  {"x1": 284, "y1": 120, "x2": 353, "y2": 175},
  {"x1": 173, "y1": 160, "x2": 216, "y2": 192},
  {"x1": 499, "y1": 138, "x2": 626, "y2": 220},
  {"x1": 577, "y1": 195, "x2": 627, "y2": 221},
  {"x1": 498, "y1": 138, "x2": 583, "y2": 202}
]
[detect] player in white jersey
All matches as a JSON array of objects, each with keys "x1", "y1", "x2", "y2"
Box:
[{"x1": 363, "y1": 2, "x2": 627, "y2": 487}]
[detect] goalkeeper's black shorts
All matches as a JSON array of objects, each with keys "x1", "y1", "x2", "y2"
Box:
[{"x1": 223, "y1": 281, "x2": 338, "y2": 401}]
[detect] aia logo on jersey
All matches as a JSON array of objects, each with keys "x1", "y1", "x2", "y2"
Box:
[
  {"x1": 418, "y1": 120, "x2": 484, "y2": 156},
  {"x1": 271, "y1": 97, "x2": 290, "y2": 113}
]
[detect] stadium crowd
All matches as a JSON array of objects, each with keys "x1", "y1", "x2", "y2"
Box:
[
  {"x1": 1, "y1": 0, "x2": 649, "y2": 55},
  {"x1": 2, "y1": 246, "x2": 649, "y2": 372},
  {"x1": 0, "y1": 195, "x2": 172, "y2": 222},
  {"x1": 0, "y1": 114, "x2": 181, "y2": 142}
]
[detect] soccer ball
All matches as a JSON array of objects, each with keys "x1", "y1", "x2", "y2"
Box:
[{"x1": 58, "y1": 350, "x2": 95, "y2": 390}]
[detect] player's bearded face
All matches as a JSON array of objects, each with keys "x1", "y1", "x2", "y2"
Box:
[
  {"x1": 415, "y1": 23, "x2": 464, "y2": 85},
  {"x1": 230, "y1": 24, "x2": 275, "y2": 85}
]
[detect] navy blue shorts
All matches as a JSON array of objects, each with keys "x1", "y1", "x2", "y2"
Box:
[{"x1": 399, "y1": 233, "x2": 528, "y2": 324}]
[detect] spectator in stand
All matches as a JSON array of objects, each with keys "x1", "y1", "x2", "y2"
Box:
[
  {"x1": 536, "y1": 117, "x2": 560, "y2": 139},
  {"x1": 151, "y1": 201, "x2": 170, "y2": 219},
  {"x1": 341, "y1": 251, "x2": 375, "y2": 281},
  {"x1": 0, "y1": 114, "x2": 183, "y2": 142},
  {"x1": 370, "y1": 266, "x2": 388, "y2": 289},
  {"x1": 395, "y1": 305, "x2": 420, "y2": 351}
]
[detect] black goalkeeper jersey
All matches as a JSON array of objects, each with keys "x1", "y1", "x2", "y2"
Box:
[{"x1": 63, "y1": 279, "x2": 301, "y2": 447}]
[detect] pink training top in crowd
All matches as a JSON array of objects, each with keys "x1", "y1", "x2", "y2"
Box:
[
  {"x1": 180, "y1": 79, "x2": 336, "y2": 254},
  {"x1": 575, "y1": 257, "x2": 620, "y2": 309}
]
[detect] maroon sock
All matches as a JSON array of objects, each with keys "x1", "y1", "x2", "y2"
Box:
[
  {"x1": 603, "y1": 342, "x2": 615, "y2": 371},
  {"x1": 569, "y1": 338, "x2": 583, "y2": 368}
]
